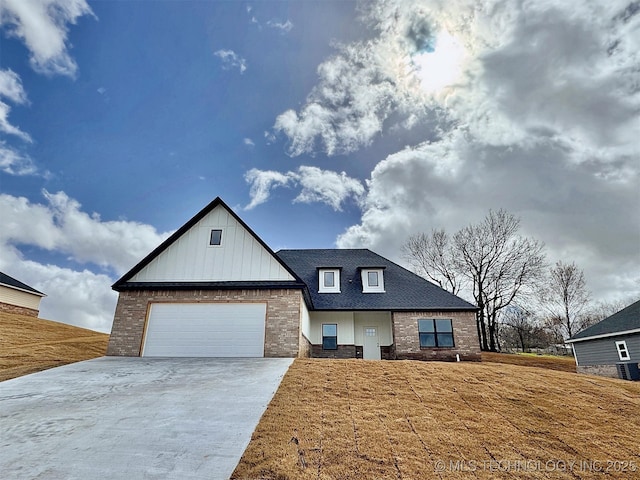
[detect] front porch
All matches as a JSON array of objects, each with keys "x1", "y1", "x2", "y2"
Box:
[{"x1": 306, "y1": 311, "x2": 393, "y2": 360}]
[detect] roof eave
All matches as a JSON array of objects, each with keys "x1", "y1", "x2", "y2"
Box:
[
  {"x1": 113, "y1": 281, "x2": 307, "y2": 292},
  {"x1": 567, "y1": 327, "x2": 640, "y2": 343},
  {"x1": 0, "y1": 282, "x2": 46, "y2": 297}
]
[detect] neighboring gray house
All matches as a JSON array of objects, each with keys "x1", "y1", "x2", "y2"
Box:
[
  {"x1": 108, "y1": 197, "x2": 480, "y2": 361},
  {"x1": 567, "y1": 300, "x2": 640, "y2": 380},
  {"x1": 0, "y1": 271, "x2": 46, "y2": 317}
]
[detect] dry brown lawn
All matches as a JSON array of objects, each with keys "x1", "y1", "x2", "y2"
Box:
[
  {"x1": 0, "y1": 312, "x2": 109, "y2": 382},
  {"x1": 233, "y1": 359, "x2": 640, "y2": 480},
  {"x1": 482, "y1": 351, "x2": 577, "y2": 373}
]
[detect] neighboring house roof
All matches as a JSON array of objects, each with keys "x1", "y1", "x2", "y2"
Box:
[
  {"x1": 0, "y1": 271, "x2": 45, "y2": 297},
  {"x1": 277, "y1": 249, "x2": 477, "y2": 311},
  {"x1": 113, "y1": 197, "x2": 304, "y2": 291},
  {"x1": 567, "y1": 299, "x2": 640, "y2": 343}
]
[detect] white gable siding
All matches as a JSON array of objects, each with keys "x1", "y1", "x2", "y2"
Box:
[
  {"x1": 0, "y1": 285, "x2": 42, "y2": 310},
  {"x1": 130, "y1": 205, "x2": 294, "y2": 282}
]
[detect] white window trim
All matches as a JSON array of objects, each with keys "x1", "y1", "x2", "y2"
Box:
[
  {"x1": 208, "y1": 228, "x2": 224, "y2": 247},
  {"x1": 362, "y1": 268, "x2": 385, "y2": 293},
  {"x1": 319, "y1": 269, "x2": 340, "y2": 293},
  {"x1": 616, "y1": 340, "x2": 631, "y2": 361}
]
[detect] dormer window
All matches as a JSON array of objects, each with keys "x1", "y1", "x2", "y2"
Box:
[
  {"x1": 361, "y1": 268, "x2": 385, "y2": 293},
  {"x1": 319, "y1": 268, "x2": 340, "y2": 293}
]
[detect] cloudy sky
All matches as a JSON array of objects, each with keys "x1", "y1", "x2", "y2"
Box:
[{"x1": 1, "y1": 0, "x2": 638, "y2": 332}]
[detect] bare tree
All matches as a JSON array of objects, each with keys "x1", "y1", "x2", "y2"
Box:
[
  {"x1": 402, "y1": 230, "x2": 463, "y2": 294},
  {"x1": 452, "y1": 210, "x2": 546, "y2": 351},
  {"x1": 542, "y1": 261, "x2": 590, "y2": 339},
  {"x1": 403, "y1": 209, "x2": 547, "y2": 351},
  {"x1": 501, "y1": 306, "x2": 552, "y2": 352}
]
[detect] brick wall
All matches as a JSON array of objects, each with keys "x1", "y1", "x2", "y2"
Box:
[
  {"x1": 107, "y1": 288, "x2": 303, "y2": 357},
  {"x1": 299, "y1": 334, "x2": 311, "y2": 358},
  {"x1": 0, "y1": 301, "x2": 39, "y2": 317},
  {"x1": 392, "y1": 310, "x2": 481, "y2": 361},
  {"x1": 311, "y1": 344, "x2": 357, "y2": 359}
]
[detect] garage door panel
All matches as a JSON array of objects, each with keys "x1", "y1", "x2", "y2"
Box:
[{"x1": 143, "y1": 303, "x2": 266, "y2": 357}]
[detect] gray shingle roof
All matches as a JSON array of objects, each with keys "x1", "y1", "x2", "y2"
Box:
[
  {"x1": 0, "y1": 271, "x2": 45, "y2": 296},
  {"x1": 276, "y1": 249, "x2": 477, "y2": 311},
  {"x1": 569, "y1": 299, "x2": 640, "y2": 342}
]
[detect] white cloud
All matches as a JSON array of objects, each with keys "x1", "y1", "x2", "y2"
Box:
[
  {"x1": 0, "y1": 190, "x2": 171, "y2": 275},
  {"x1": 214, "y1": 49, "x2": 247, "y2": 74},
  {"x1": 293, "y1": 166, "x2": 365, "y2": 211},
  {"x1": 244, "y1": 168, "x2": 292, "y2": 210},
  {"x1": 267, "y1": 19, "x2": 293, "y2": 33},
  {"x1": 244, "y1": 166, "x2": 365, "y2": 211},
  {"x1": 0, "y1": 102, "x2": 31, "y2": 141},
  {"x1": 273, "y1": 43, "x2": 407, "y2": 156},
  {"x1": 268, "y1": 0, "x2": 640, "y2": 304},
  {"x1": 0, "y1": 0, "x2": 94, "y2": 77},
  {"x1": 0, "y1": 190, "x2": 173, "y2": 331},
  {"x1": 243, "y1": 137, "x2": 255, "y2": 147},
  {"x1": 0, "y1": 69, "x2": 28, "y2": 104},
  {"x1": 0, "y1": 142, "x2": 37, "y2": 175}
]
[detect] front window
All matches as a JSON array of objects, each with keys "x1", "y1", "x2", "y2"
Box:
[
  {"x1": 319, "y1": 269, "x2": 340, "y2": 293},
  {"x1": 418, "y1": 319, "x2": 454, "y2": 348},
  {"x1": 322, "y1": 324, "x2": 338, "y2": 350},
  {"x1": 616, "y1": 341, "x2": 630, "y2": 361}
]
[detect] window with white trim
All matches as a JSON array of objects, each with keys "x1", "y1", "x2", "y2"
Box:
[
  {"x1": 362, "y1": 268, "x2": 385, "y2": 293},
  {"x1": 616, "y1": 340, "x2": 631, "y2": 361},
  {"x1": 319, "y1": 269, "x2": 340, "y2": 293},
  {"x1": 209, "y1": 229, "x2": 223, "y2": 246}
]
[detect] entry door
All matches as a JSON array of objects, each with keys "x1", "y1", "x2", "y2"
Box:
[{"x1": 363, "y1": 326, "x2": 381, "y2": 360}]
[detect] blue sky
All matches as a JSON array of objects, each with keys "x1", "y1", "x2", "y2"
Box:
[{"x1": 1, "y1": 0, "x2": 638, "y2": 332}]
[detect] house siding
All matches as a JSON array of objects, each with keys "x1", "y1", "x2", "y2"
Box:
[
  {"x1": 0, "y1": 285, "x2": 42, "y2": 313},
  {"x1": 128, "y1": 205, "x2": 294, "y2": 283},
  {"x1": 392, "y1": 310, "x2": 481, "y2": 361},
  {"x1": 573, "y1": 333, "x2": 640, "y2": 366},
  {"x1": 107, "y1": 288, "x2": 303, "y2": 357},
  {"x1": 0, "y1": 301, "x2": 39, "y2": 317}
]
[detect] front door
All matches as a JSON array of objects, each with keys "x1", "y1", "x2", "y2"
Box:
[{"x1": 363, "y1": 326, "x2": 381, "y2": 360}]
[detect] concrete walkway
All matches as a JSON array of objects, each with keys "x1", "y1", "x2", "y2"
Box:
[{"x1": 0, "y1": 357, "x2": 293, "y2": 479}]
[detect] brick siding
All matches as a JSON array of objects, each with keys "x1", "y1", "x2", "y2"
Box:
[
  {"x1": 311, "y1": 344, "x2": 357, "y2": 359},
  {"x1": 0, "y1": 301, "x2": 38, "y2": 317},
  {"x1": 107, "y1": 288, "x2": 303, "y2": 357},
  {"x1": 299, "y1": 334, "x2": 311, "y2": 358},
  {"x1": 392, "y1": 310, "x2": 481, "y2": 361}
]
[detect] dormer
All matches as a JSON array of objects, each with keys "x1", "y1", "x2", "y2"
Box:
[
  {"x1": 318, "y1": 268, "x2": 341, "y2": 293},
  {"x1": 360, "y1": 267, "x2": 385, "y2": 293}
]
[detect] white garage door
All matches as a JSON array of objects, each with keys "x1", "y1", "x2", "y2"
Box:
[{"x1": 142, "y1": 303, "x2": 267, "y2": 357}]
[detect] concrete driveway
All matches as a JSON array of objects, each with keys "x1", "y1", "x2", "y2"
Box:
[{"x1": 0, "y1": 357, "x2": 293, "y2": 480}]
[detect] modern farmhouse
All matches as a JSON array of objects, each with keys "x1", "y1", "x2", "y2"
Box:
[{"x1": 107, "y1": 197, "x2": 480, "y2": 360}]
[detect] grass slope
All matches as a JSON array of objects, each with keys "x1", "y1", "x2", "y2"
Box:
[
  {"x1": 233, "y1": 359, "x2": 640, "y2": 480},
  {"x1": 0, "y1": 312, "x2": 109, "y2": 382},
  {"x1": 482, "y1": 351, "x2": 577, "y2": 373}
]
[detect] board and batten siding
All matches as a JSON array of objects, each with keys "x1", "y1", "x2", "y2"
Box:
[
  {"x1": 0, "y1": 284, "x2": 42, "y2": 310},
  {"x1": 573, "y1": 333, "x2": 640, "y2": 366},
  {"x1": 129, "y1": 205, "x2": 294, "y2": 282}
]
